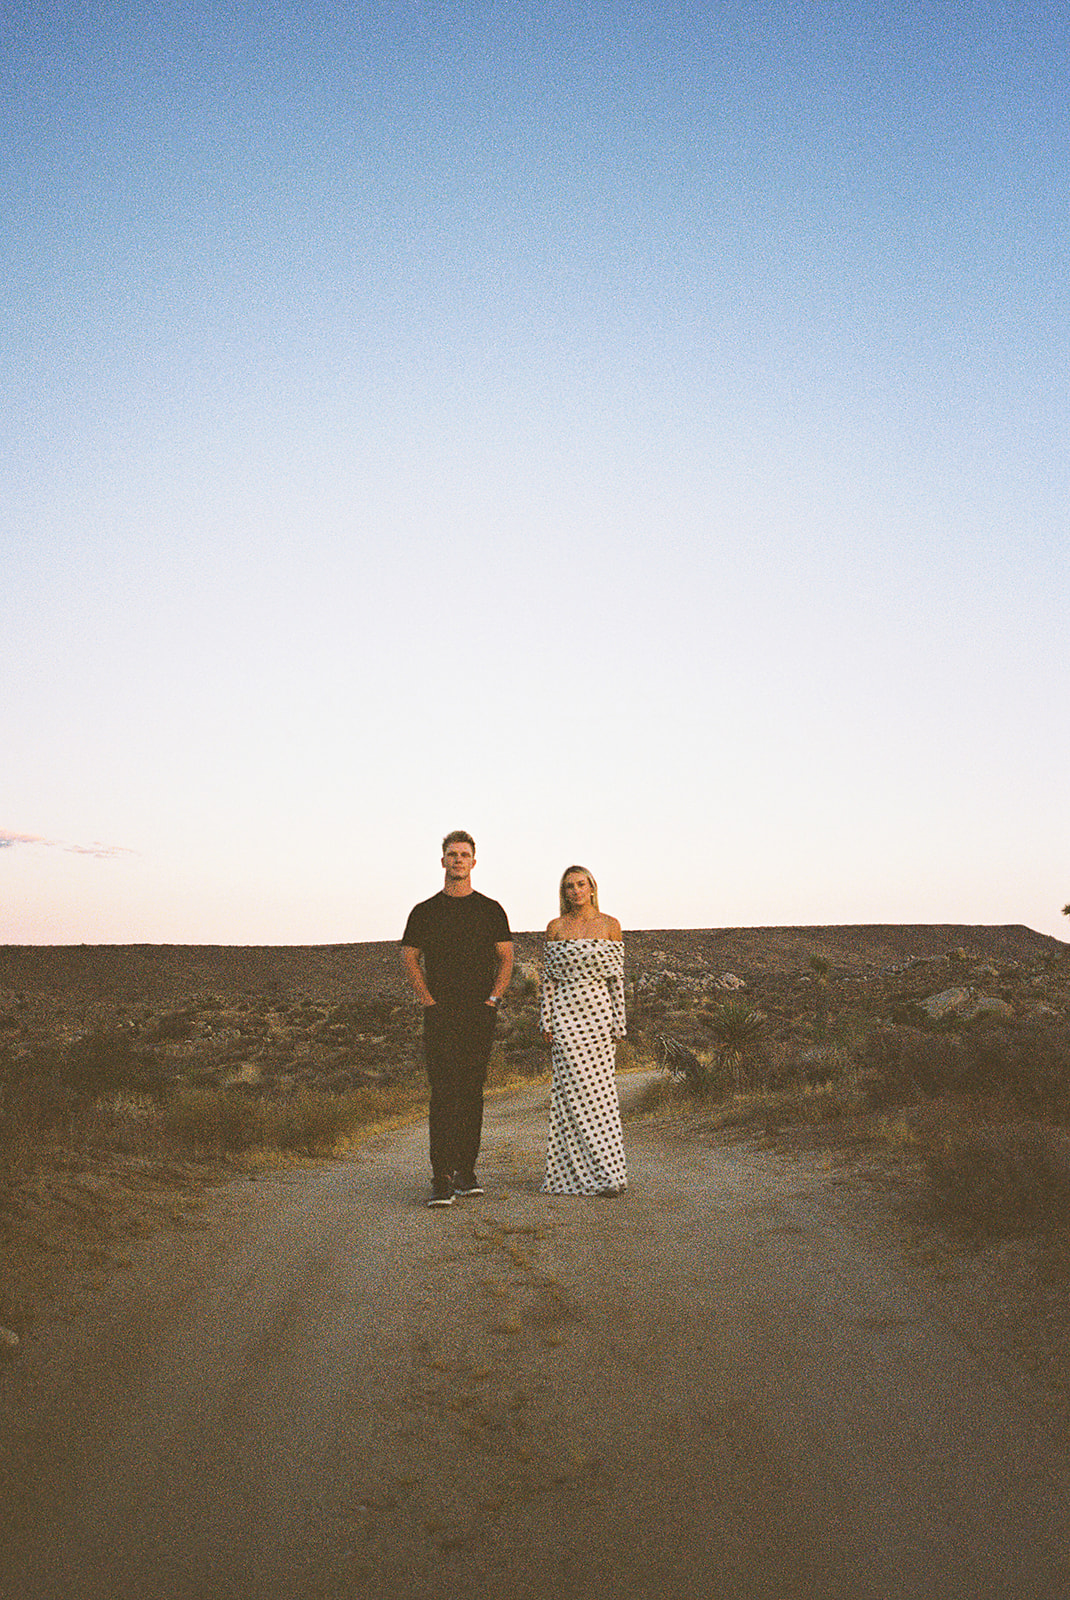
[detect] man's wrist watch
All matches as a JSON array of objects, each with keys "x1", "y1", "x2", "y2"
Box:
[{"x1": 487, "y1": 995, "x2": 499, "y2": 1006}]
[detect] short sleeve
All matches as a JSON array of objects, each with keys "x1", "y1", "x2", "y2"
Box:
[{"x1": 402, "y1": 904, "x2": 425, "y2": 947}]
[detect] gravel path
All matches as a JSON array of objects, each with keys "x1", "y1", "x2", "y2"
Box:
[{"x1": 2, "y1": 1077, "x2": 1069, "y2": 1600}]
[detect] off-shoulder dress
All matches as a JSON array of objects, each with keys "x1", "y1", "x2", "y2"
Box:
[{"x1": 538, "y1": 938, "x2": 628, "y2": 1195}]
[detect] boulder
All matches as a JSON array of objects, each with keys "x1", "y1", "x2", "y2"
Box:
[
  {"x1": 962, "y1": 996, "x2": 1015, "y2": 1023},
  {"x1": 918, "y1": 987, "x2": 972, "y2": 1021}
]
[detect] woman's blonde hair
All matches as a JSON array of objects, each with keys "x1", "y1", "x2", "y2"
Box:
[{"x1": 559, "y1": 865, "x2": 599, "y2": 916}]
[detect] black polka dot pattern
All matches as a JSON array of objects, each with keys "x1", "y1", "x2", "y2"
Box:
[{"x1": 538, "y1": 939, "x2": 628, "y2": 1195}]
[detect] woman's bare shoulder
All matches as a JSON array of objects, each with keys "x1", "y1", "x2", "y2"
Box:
[
  {"x1": 545, "y1": 916, "x2": 564, "y2": 940},
  {"x1": 602, "y1": 914, "x2": 622, "y2": 940}
]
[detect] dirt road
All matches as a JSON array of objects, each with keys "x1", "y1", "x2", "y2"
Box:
[{"x1": 3, "y1": 1078, "x2": 1069, "y2": 1600}]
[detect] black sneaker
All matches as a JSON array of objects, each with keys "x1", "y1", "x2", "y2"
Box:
[
  {"x1": 427, "y1": 1179, "x2": 454, "y2": 1207},
  {"x1": 452, "y1": 1173, "x2": 484, "y2": 1196}
]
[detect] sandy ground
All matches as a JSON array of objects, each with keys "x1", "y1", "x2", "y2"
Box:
[{"x1": 2, "y1": 1078, "x2": 1069, "y2": 1600}]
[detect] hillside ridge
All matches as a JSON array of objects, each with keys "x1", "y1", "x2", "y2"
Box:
[{"x1": 1, "y1": 924, "x2": 1064, "y2": 1005}]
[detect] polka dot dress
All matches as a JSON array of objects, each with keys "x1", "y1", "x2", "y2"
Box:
[{"x1": 539, "y1": 939, "x2": 628, "y2": 1195}]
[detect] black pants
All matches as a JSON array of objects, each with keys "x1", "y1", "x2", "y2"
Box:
[{"x1": 424, "y1": 1002, "x2": 496, "y2": 1182}]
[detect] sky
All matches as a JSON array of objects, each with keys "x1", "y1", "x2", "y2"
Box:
[{"x1": 3, "y1": 0, "x2": 1068, "y2": 946}]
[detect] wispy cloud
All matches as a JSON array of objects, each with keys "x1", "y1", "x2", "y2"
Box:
[{"x1": 0, "y1": 829, "x2": 136, "y2": 860}]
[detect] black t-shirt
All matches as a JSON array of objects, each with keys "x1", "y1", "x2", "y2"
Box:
[{"x1": 402, "y1": 891, "x2": 511, "y2": 1006}]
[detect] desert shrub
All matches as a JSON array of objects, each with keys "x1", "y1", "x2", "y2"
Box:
[
  {"x1": 147, "y1": 1010, "x2": 196, "y2": 1042},
  {"x1": 0, "y1": 1048, "x2": 69, "y2": 1166},
  {"x1": 16, "y1": 1041, "x2": 65, "y2": 1079},
  {"x1": 162, "y1": 1088, "x2": 263, "y2": 1151},
  {"x1": 791, "y1": 1044, "x2": 853, "y2": 1087},
  {"x1": 854, "y1": 1026, "x2": 967, "y2": 1103},
  {"x1": 633, "y1": 976, "x2": 679, "y2": 1025},
  {"x1": 777, "y1": 1043, "x2": 850, "y2": 1094},
  {"x1": 0, "y1": 1071, "x2": 78, "y2": 1137},
  {"x1": 265, "y1": 1091, "x2": 379, "y2": 1154},
  {"x1": 854, "y1": 1020, "x2": 1070, "y2": 1117},
  {"x1": 923, "y1": 1125, "x2": 1070, "y2": 1239},
  {"x1": 75, "y1": 1092, "x2": 164, "y2": 1154},
  {"x1": 498, "y1": 1005, "x2": 543, "y2": 1054},
  {"x1": 959, "y1": 1020, "x2": 1070, "y2": 1115},
  {"x1": 0, "y1": 1069, "x2": 80, "y2": 1183},
  {"x1": 61, "y1": 1027, "x2": 168, "y2": 1097}
]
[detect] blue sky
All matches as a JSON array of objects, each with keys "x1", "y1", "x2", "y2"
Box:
[{"x1": 3, "y1": 1, "x2": 1068, "y2": 944}]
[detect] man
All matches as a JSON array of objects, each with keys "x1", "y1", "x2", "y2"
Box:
[{"x1": 402, "y1": 831, "x2": 513, "y2": 1207}]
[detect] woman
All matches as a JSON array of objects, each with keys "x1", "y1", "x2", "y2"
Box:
[{"x1": 538, "y1": 865, "x2": 628, "y2": 1195}]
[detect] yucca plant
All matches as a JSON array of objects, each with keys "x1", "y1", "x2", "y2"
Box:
[
  {"x1": 653, "y1": 1033, "x2": 707, "y2": 1089},
  {"x1": 705, "y1": 1000, "x2": 767, "y2": 1089}
]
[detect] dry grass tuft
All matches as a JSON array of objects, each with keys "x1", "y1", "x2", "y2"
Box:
[
  {"x1": 627, "y1": 1066, "x2": 870, "y2": 1135},
  {"x1": 160, "y1": 1083, "x2": 427, "y2": 1156}
]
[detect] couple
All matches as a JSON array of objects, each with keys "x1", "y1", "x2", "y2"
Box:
[{"x1": 401, "y1": 831, "x2": 628, "y2": 1208}]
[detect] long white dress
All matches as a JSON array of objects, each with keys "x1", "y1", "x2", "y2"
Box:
[{"x1": 538, "y1": 939, "x2": 628, "y2": 1195}]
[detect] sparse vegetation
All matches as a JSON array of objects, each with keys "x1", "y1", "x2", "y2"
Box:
[
  {"x1": 922, "y1": 1125, "x2": 1070, "y2": 1239},
  {"x1": 161, "y1": 1082, "x2": 429, "y2": 1155},
  {"x1": 0, "y1": 949, "x2": 563, "y2": 1329},
  {"x1": 703, "y1": 999, "x2": 768, "y2": 1087},
  {"x1": 2, "y1": 925, "x2": 1069, "y2": 1332},
  {"x1": 628, "y1": 933, "x2": 1070, "y2": 1247}
]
